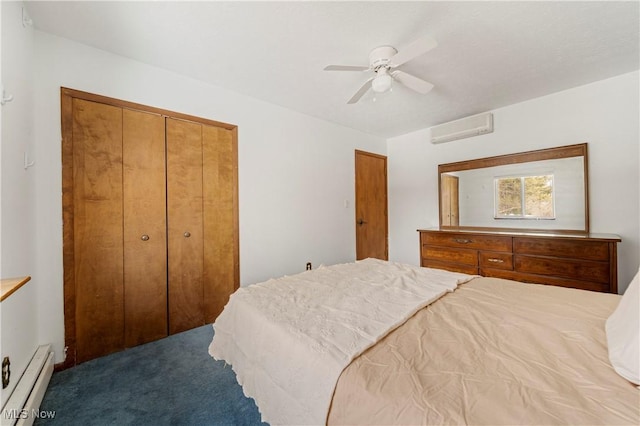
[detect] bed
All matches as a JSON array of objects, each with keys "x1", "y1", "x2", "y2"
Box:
[{"x1": 209, "y1": 258, "x2": 639, "y2": 425}]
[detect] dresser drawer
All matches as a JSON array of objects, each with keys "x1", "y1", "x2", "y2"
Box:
[
  {"x1": 421, "y1": 232, "x2": 512, "y2": 252},
  {"x1": 514, "y1": 255, "x2": 610, "y2": 284},
  {"x1": 479, "y1": 251, "x2": 513, "y2": 270},
  {"x1": 422, "y1": 246, "x2": 477, "y2": 266},
  {"x1": 422, "y1": 258, "x2": 478, "y2": 275},
  {"x1": 513, "y1": 237, "x2": 610, "y2": 261},
  {"x1": 480, "y1": 268, "x2": 611, "y2": 293}
]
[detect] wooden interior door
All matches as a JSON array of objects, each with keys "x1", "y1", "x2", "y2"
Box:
[
  {"x1": 122, "y1": 109, "x2": 168, "y2": 347},
  {"x1": 440, "y1": 174, "x2": 460, "y2": 226},
  {"x1": 202, "y1": 125, "x2": 239, "y2": 322},
  {"x1": 72, "y1": 98, "x2": 125, "y2": 363},
  {"x1": 166, "y1": 118, "x2": 205, "y2": 334},
  {"x1": 355, "y1": 150, "x2": 388, "y2": 260}
]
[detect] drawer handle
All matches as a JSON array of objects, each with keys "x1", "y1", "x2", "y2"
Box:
[
  {"x1": 487, "y1": 258, "x2": 504, "y2": 263},
  {"x1": 453, "y1": 238, "x2": 473, "y2": 244}
]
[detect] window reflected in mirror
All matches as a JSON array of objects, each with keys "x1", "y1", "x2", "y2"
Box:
[{"x1": 494, "y1": 174, "x2": 555, "y2": 219}]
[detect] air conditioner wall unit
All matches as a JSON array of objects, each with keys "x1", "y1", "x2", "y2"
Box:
[{"x1": 430, "y1": 112, "x2": 493, "y2": 144}]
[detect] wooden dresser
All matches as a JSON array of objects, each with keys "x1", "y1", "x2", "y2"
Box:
[{"x1": 419, "y1": 229, "x2": 621, "y2": 293}]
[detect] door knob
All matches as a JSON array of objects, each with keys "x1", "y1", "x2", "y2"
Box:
[
  {"x1": 141, "y1": 234, "x2": 149, "y2": 241},
  {"x1": 357, "y1": 218, "x2": 367, "y2": 226},
  {"x1": 183, "y1": 231, "x2": 191, "y2": 238}
]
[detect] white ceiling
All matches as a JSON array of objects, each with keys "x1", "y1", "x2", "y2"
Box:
[{"x1": 25, "y1": 1, "x2": 639, "y2": 138}]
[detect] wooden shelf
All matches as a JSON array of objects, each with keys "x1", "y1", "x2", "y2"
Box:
[{"x1": 1, "y1": 276, "x2": 31, "y2": 302}]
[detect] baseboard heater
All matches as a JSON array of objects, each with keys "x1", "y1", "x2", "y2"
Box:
[{"x1": 1, "y1": 345, "x2": 54, "y2": 426}]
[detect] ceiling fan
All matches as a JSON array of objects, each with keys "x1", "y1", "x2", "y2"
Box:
[{"x1": 324, "y1": 35, "x2": 437, "y2": 104}]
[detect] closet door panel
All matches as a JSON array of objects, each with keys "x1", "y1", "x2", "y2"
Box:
[
  {"x1": 202, "y1": 126, "x2": 238, "y2": 322},
  {"x1": 123, "y1": 109, "x2": 168, "y2": 347},
  {"x1": 72, "y1": 99, "x2": 124, "y2": 363},
  {"x1": 166, "y1": 118, "x2": 205, "y2": 334}
]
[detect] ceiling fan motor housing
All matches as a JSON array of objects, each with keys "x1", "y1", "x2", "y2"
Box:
[
  {"x1": 369, "y1": 46, "x2": 398, "y2": 70},
  {"x1": 369, "y1": 46, "x2": 397, "y2": 93}
]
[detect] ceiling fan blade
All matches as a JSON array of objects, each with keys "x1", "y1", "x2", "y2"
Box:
[
  {"x1": 324, "y1": 65, "x2": 369, "y2": 72},
  {"x1": 347, "y1": 78, "x2": 374, "y2": 104},
  {"x1": 392, "y1": 70, "x2": 434, "y2": 94},
  {"x1": 390, "y1": 35, "x2": 438, "y2": 68}
]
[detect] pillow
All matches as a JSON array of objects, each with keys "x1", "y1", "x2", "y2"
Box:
[{"x1": 606, "y1": 267, "x2": 640, "y2": 385}]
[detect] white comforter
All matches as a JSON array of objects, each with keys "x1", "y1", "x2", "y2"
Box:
[{"x1": 208, "y1": 258, "x2": 475, "y2": 425}]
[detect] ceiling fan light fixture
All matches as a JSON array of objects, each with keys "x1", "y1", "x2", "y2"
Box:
[
  {"x1": 372, "y1": 70, "x2": 392, "y2": 93},
  {"x1": 324, "y1": 36, "x2": 437, "y2": 103}
]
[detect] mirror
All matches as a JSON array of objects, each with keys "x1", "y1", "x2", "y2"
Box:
[{"x1": 439, "y1": 144, "x2": 589, "y2": 233}]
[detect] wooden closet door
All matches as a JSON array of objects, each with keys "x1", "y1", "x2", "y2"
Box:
[
  {"x1": 202, "y1": 125, "x2": 238, "y2": 322},
  {"x1": 166, "y1": 118, "x2": 205, "y2": 334},
  {"x1": 73, "y1": 99, "x2": 124, "y2": 363},
  {"x1": 123, "y1": 109, "x2": 168, "y2": 347}
]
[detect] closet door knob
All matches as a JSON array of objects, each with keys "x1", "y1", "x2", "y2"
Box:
[
  {"x1": 141, "y1": 234, "x2": 150, "y2": 241},
  {"x1": 183, "y1": 231, "x2": 191, "y2": 238}
]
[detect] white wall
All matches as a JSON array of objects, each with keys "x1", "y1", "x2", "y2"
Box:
[
  {"x1": 0, "y1": 1, "x2": 39, "y2": 406},
  {"x1": 388, "y1": 71, "x2": 640, "y2": 294},
  {"x1": 31, "y1": 31, "x2": 386, "y2": 363}
]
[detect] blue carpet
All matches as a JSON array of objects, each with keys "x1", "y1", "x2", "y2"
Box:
[{"x1": 35, "y1": 325, "x2": 267, "y2": 426}]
